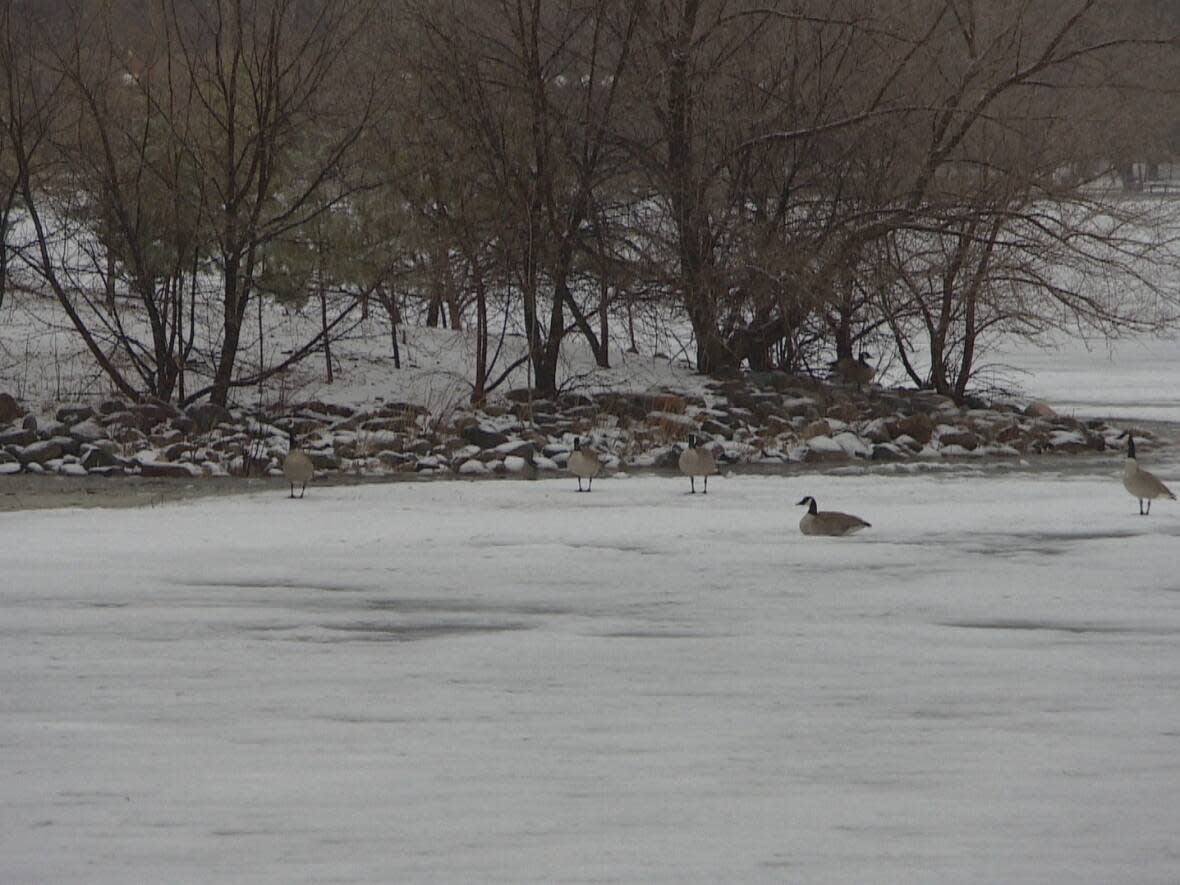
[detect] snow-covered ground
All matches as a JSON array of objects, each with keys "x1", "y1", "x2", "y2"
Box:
[{"x1": 4, "y1": 457, "x2": 1180, "y2": 883}]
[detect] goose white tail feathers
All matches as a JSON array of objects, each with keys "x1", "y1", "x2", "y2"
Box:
[
  {"x1": 1122, "y1": 433, "x2": 1175, "y2": 515},
  {"x1": 796, "y1": 495, "x2": 870, "y2": 536}
]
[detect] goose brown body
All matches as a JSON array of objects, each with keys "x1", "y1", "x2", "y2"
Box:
[
  {"x1": 796, "y1": 496, "x2": 870, "y2": 536},
  {"x1": 679, "y1": 435, "x2": 717, "y2": 494},
  {"x1": 283, "y1": 432, "x2": 314, "y2": 499},
  {"x1": 568, "y1": 439, "x2": 602, "y2": 492},
  {"x1": 1123, "y1": 435, "x2": 1175, "y2": 515},
  {"x1": 831, "y1": 352, "x2": 875, "y2": 388}
]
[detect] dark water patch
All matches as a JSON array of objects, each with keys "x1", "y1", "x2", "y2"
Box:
[
  {"x1": 365, "y1": 597, "x2": 573, "y2": 617},
  {"x1": 255, "y1": 621, "x2": 529, "y2": 643},
  {"x1": 564, "y1": 541, "x2": 673, "y2": 557},
  {"x1": 601, "y1": 630, "x2": 719, "y2": 639},
  {"x1": 177, "y1": 578, "x2": 368, "y2": 594},
  {"x1": 943, "y1": 619, "x2": 1176, "y2": 637}
]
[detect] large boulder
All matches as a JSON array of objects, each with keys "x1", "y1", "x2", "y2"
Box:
[
  {"x1": 81, "y1": 447, "x2": 126, "y2": 471},
  {"x1": 56, "y1": 405, "x2": 95, "y2": 425},
  {"x1": 185, "y1": 402, "x2": 233, "y2": 433},
  {"x1": 68, "y1": 418, "x2": 108, "y2": 444},
  {"x1": 139, "y1": 460, "x2": 201, "y2": 478},
  {"x1": 938, "y1": 429, "x2": 979, "y2": 451},
  {"x1": 1024, "y1": 401, "x2": 1057, "y2": 419},
  {"x1": 0, "y1": 427, "x2": 36, "y2": 447},
  {"x1": 461, "y1": 423, "x2": 509, "y2": 449},
  {"x1": 0, "y1": 392, "x2": 23, "y2": 424},
  {"x1": 16, "y1": 440, "x2": 63, "y2": 465},
  {"x1": 894, "y1": 413, "x2": 934, "y2": 445}
]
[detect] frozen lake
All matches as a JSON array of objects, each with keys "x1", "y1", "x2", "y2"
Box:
[{"x1": 3, "y1": 460, "x2": 1180, "y2": 883}]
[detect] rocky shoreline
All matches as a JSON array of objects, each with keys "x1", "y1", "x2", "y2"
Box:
[{"x1": 0, "y1": 370, "x2": 1165, "y2": 490}]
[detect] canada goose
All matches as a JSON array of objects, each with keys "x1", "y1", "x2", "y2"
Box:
[
  {"x1": 796, "y1": 495, "x2": 871, "y2": 536},
  {"x1": 830, "y1": 352, "x2": 875, "y2": 388},
  {"x1": 567, "y1": 437, "x2": 602, "y2": 492},
  {"x1": 282, "y1": 429, "x2": 314, "y2": 499},
  {"x1": 1122, "y1": 434, "x2": 1174, "y2": 515},
  {"x1": 679, "y1": 433, "x2": 717, "y2": 494}
]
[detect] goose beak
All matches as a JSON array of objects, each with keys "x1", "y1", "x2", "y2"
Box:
[{"x1": 795, "y1": 497, "x2": 809, "y2": 506}]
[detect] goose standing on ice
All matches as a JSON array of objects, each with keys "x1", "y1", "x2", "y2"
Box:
[
  {"x1": 567, "y1": 437, "x2": 602, "y2": 492},
  {"x1": 796, "y1": 495, "x2": 871, "y2": 536},
  {"x1": 283, "y1": 429, "x2": 314, "y2": 499},
  {"x1": 679, "y1": 434, "x2": 717, "y2": 494},
  {"x1": 1122, "y1": 434, "x2": 1175, "y2": 515}
]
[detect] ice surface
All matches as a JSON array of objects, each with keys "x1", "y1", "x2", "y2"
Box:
[{"x1": 4, "y1": 460, "x2": 1180, "y2": 883}]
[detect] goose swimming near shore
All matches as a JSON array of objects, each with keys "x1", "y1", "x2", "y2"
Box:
[
  {"x1": 1122, "y1": 434, "x2": 1174, "y2": 515},
  {"x1": 796, "y1": 495, "x2": 871, "y2": 536},
  {"x1": 679, "y1": 434, "x2": 717, "y2": 494},
  {"x1": 283, "y1": 430, "x2": 314, "y2": 499},
  {"x1": 567, "y1": 438, "x2": 602, "y2": 492}
]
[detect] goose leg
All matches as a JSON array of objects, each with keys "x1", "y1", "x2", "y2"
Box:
[
  {"x1": 587, "y1": 476, "x2": 593, "y2": 492},
  {"x1": 703, "y1": 475, "x2": 708, "y2": 494},
  {"x1": 1146, "y1": 499, "x2": 1151, "y2": 515},
  {"x1": 577, "y1": 478, "x2": 583, "y2": 492},
  {"x1": 289, "y1": 484, "x2": 296, "y2": 499},
  {"x1": 299, "y1": 483, "x2": 307, "y2": 499},
  {"x1": 689, "y1": 476, "x2": 695, "y2": 494}
]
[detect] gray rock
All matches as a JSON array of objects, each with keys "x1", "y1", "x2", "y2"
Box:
[
  {"x1": 701, "y1": 418, "x2": 733, "y2": 440},
  {"x1": 938, "y1": 430, "x2": 979, "y2": 451},
  {"x1": 461, "y1": 424, "x2": 509, "y2": 449},
  {"x1": 56, "y1": 405, "x2": 95, "y2": 425},
  {"x1": 185, "y1": 401, "x2": 234, "y2": 433},
  {"x1": 495, "y1": 441, "x2": 536, "y2": 462},
  {"x1": 22, "y1": 414, "x2": 37, "y2": 432},
  {"x1": 136, "y1": 400, "x2": 179, "y2": 427},
  {"x1": 69, "y1": 418, "x2": 107, "y2": 443},
  {"x1": 47, "y1": 435, "x2": 82, "y2": 457},
  {"x1": 16, "y1": 440, "x2": 64, "y2": 465},
  {"x1": 307, "y1": 450, "x2": 341, "y2": 470},
  {"x1": 0, "y1": 392, "x2": 22, "y2": 424},
  {"x1": 81, "y1": 447, "x2": 126, "y2": 470},
  {"x1": 652, "y1": 447, "x2": 682, "y2": 470},
  {"x1": 139, "y1": 461, "x2": 200, "y2": 478},
  {"x1": 163, "y1": 442, "x2": 195, "y2": 462},
  {"x1": 871, "y1": 443, "x2": 907, "y2": 462},
  {"x1": 0, "y1": 427, "x2": 36, "y2": 447}
]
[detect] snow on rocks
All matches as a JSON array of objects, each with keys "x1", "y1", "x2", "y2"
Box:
[{"x1": 0, "y1": 370, "x2": 1158, "y2": 483}]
